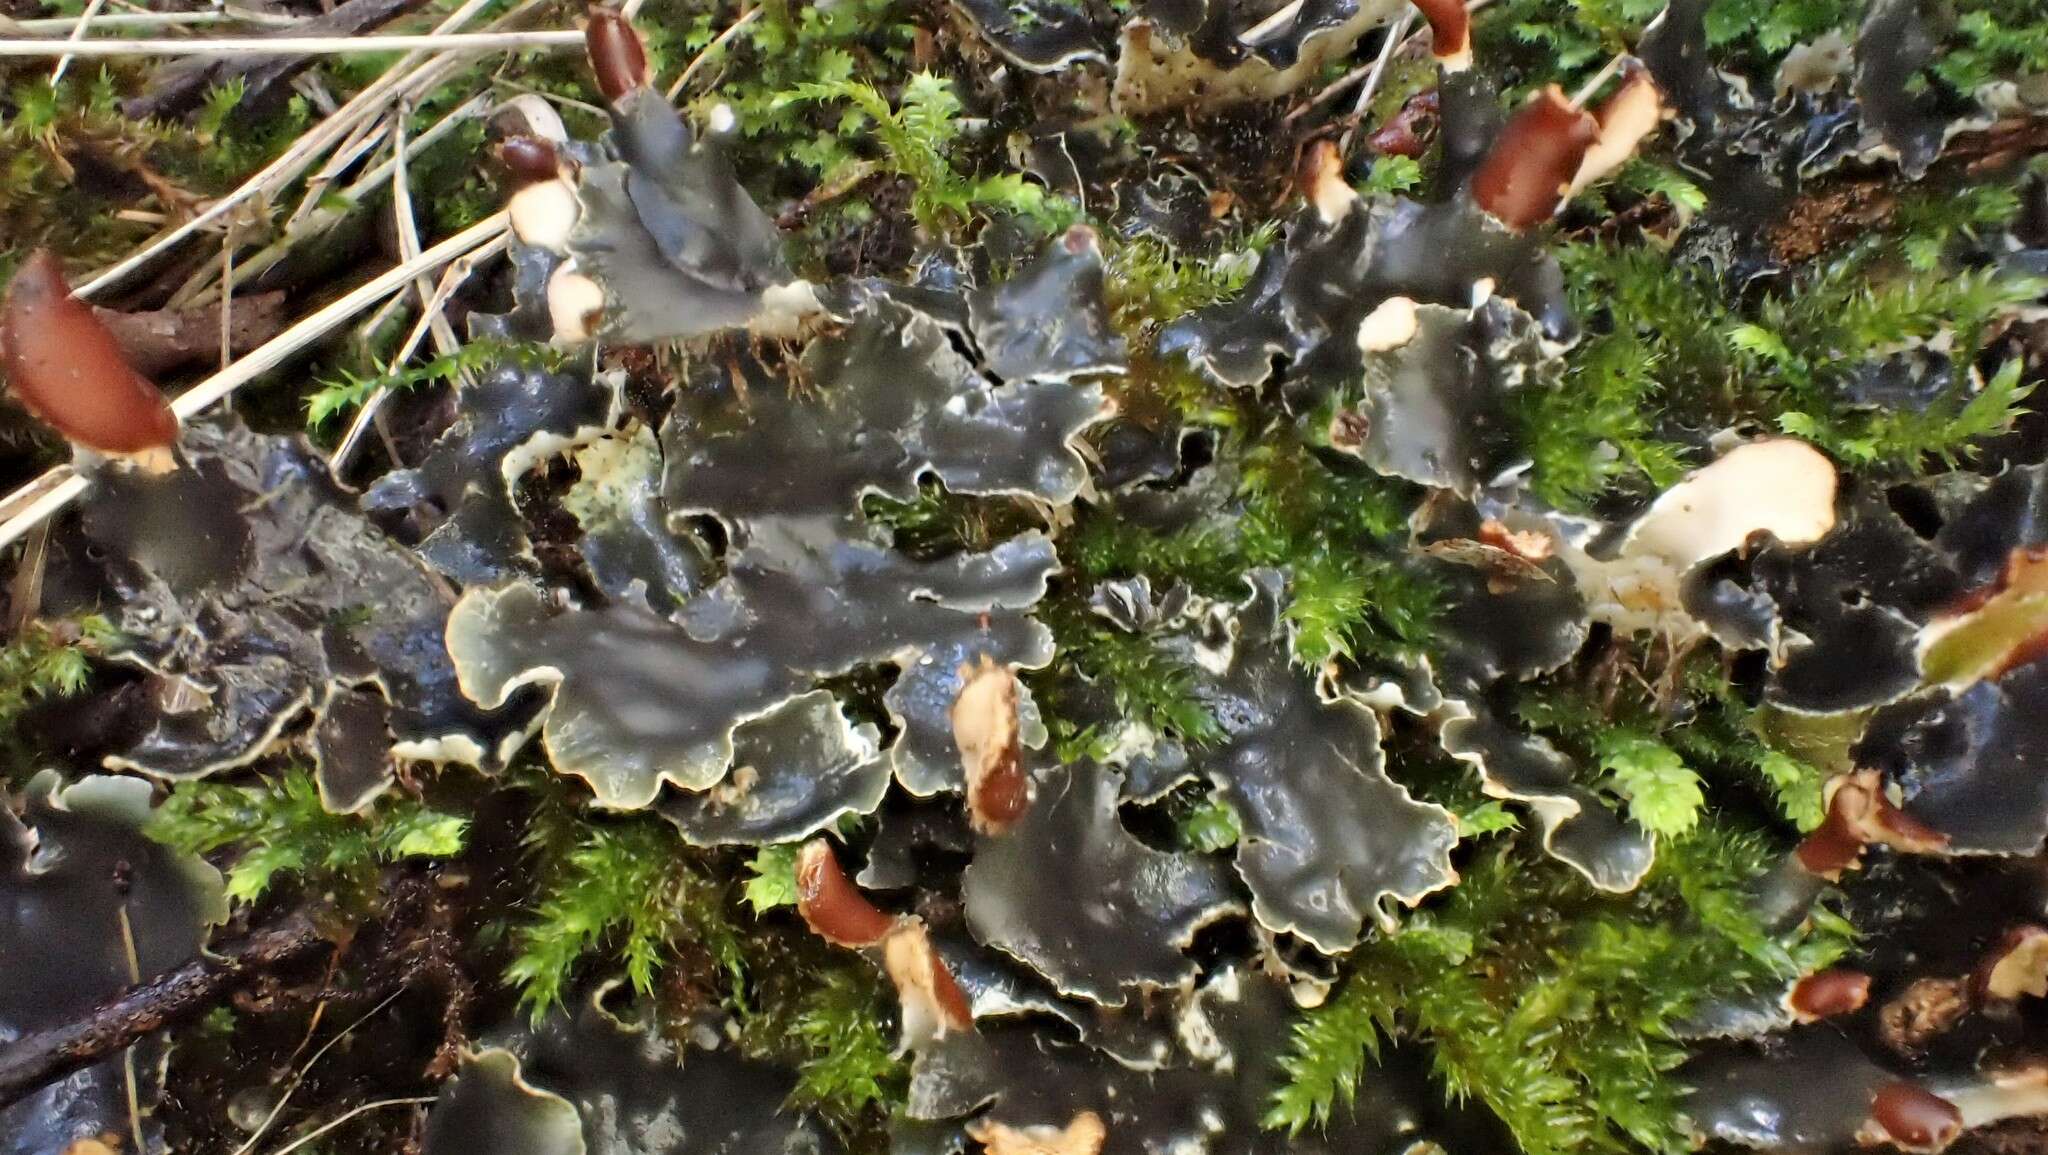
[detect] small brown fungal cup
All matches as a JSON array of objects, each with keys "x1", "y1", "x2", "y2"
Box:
[
  {"x1": 1469, "y1": 86, "x2": 1598, "y2": 230},
  {"x1": 585, "y1": 5, "x2": 650, "y2": 105},
  {"x1": 2, "y1": 249, "x2": 180, "y2": 460},
  {"x1": 1568, "y1": 62, "x2": 1664, "y2": 195},
  {"x1": 795, "y1": 838, "x2": 896, "y2": 948},
  {"x1": 497, "y1": 135, "x2": 564, "y2": 186},
  {"x1": 1787, "y1": 968, "x2": 1873, "y2": 1022},
  {"x1": 1367, "y1": 90, "x2": 1441, "y2": 158},
  {"x1": 546, "y1": 265, "x2": 606, "y2": 342},
  {"x1": 966, "y1": 1111, "x2": 1110, "y2": 1155},
  {"x1": 1409, "y1": 0, "x2": 1471, "y2": 70},
  {"x1": 1976, "y1": 925, "x2": 2048, "y2": 1002},
  {"x1": 1865, "y1": 1082, "x2": 1963, "y2": 1153},
  {"x1": 1793, "y1": 770, "x2": 1951, "y2": 880},
  {"x1": 1295, "y1": 138, "x2": 1358, "y2": 224},
  {"x1": 952, "y1": 655, "x2": 1030, "y2": 835},
  {"x1": 881, "y1": 920, "x2": 975, "y2": 1046},
  {"x1": 1793, "y1": 780, "x2": 1872, "y2": 879},
  {"x1": 501, "y1": 136, "x2": 581, "y2": 251}
]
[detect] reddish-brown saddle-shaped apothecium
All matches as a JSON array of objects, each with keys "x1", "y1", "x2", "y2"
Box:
[
  {"x1": 584, "y1": 4, "x2": 650, "y2": 105},
  {"x1": 795, "y1": 838, "x2": 898, "y2": 948},
  {"x1": 1865, "y1": 1082, "x2": 1963, "y2": 1153},
  {"x1": 1469, "y1": 86, "x2": 1598, "y2": 230},
  {"x1": 498, "y1": 135, "x2": 581, "y2": 252},
  {"x1": 952, "y1": 655, "x2": 1031, "y2": 835},
  {"x1": 2, "y1": 250, "x2": 179, "y2": 457},
  {"x1": 1409, "y1": 0, "x2": 1471, "y2": 71},
  {"x1": 1785, "y1": 967, "x2": 1873, "y2": 1022},
  {"x1": 795, "y1": 839, "x2": 974, "y2": 1046},
  {"x1": 1569, "y1": 62, "x2": 1665, "y2": 195}
]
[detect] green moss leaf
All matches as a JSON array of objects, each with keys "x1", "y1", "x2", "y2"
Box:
[
  {"x1": 1175, "y1": 792, "x2": 1242, "y2": 853},
  {"x1": 744, "y1": 843, "x2": 802, "y2": 912},
  {"x1": 1598, "y1": 734, "x2": 1706, "y2": 838},
  {"x1": 148, "y1": 770, "x2": 467, "y2": 904}
]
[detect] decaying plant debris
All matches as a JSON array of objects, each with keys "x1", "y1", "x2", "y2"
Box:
[{"x1": 0, "y1": 0, "x2": 2046, "y2": 1149}]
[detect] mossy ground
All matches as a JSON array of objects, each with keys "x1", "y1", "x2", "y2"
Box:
[{"x1": 1, "y1": 0, "x2": 2044, "y2": 1149}]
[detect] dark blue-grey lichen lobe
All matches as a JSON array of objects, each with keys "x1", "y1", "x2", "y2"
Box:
[
  {"x1": 426, "y1": 1001, "x2": 840, "y2": 1155},
  {"x1": 364, "y1": 360, "x2": 618, "y2": 588},
  {"x1": 0, "y1": 774, "x2": 224, "y2": 1155},
  {"x1": 662, "y1": 291, "x2": 1105, "y2": 526},
  {"x1": 656, "y1": 690, "x2": 891, "y2": 846},
  {"x1": 448, "y1": 266, "x2": 1107, "y2": 813},
  {"x1": 965, "y1": 226, "x2": 1127, "y2": 384},
  {"x1": 568, "y1": 88, "x2": 806, "y2": 344},
  {"x1": 446, "y1": 536, "x2": 1058, "y2": 809},
  {"x1": 1340, "y1": 298, "x2": 1553, "y2": 497},
  {"x1": 961, "y1": 760, "x2": 1240, "y2": 1004},
  {"x1": 74, "y1": 418, "x2": 510, "y2": 805},
  {"x1": 1857, "y1": 655, "x2": 2048, "y2": 856},
  {"x1": 908, "y1": 965, "x2": 1506, "y2": 1154},
  {"x1": 421, "y1": 1050, "x2": 585, "y2": 1155},
  {"x1": 1157, "y1": 190, "x2": 1573, "y2": 398},
  {"x1": 1181, "y1": 571, "x2": 1460, "y2": 952}
]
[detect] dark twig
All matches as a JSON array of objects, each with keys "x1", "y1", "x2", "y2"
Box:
[
  {"x1": 95, "y1": 291, "x2": 289, "y2": 377},
  {"x1": 227, "y1": 873, "x2": 476, "y2": 1076},
  {"x1": 0, "y1": 913, "x2": 330, "y2": 1113},
  {"x1": 0, "y1": 866, "x2": 481, "y2": 1113}
]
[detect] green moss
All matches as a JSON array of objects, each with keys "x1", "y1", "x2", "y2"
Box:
[
  {"x1": 1518, "y1": 187, "x2": 2044, "y2": 508},
  {"x1": 1594, "y1": 733, "x2": 1707, "y2": 838},
  {"x1": 1104, "y1": 227, "x2": 1276, "y2": 339},
  {"x1": 1269, "y1": 832, "x2": 1852, "y2": 1153},
  {"x1": 505, "y1": 807, "x2": 744, "y2": 1022},
  {"x1": 304, "y1": 337, "x2": 564, "y2": 432},
  {"x1": 672, "y1": 0, "x2": 913, "y2": 175},
  {"x1": 751, "y1": 967, "x2": 907, "y2": 1134},
  {"x1": 1927, "y1": 0, "x2": 2048, "y2": 96},
  {"x1": 1514, "y1": 645, "x2": 1832, "y2": 835},
  {"x1": 1169, "y1": 787, "x2": 1244, "y2": 852},
  {"x1": 742, "y1": 842, "x2": 802, "y2": 912},
  {"x1": 1039, "y1": 600, "x2": 1228, "y2": 752},
  {"x1": 1474, "y1": 0, "x2": 1855, "y2": 93},
  {"x1": 170, "y1": 78, "x2": 317, "y2": 192},
  {"x1": 0, "y1": 615, "x2": 118, "y2": 782},
  {"x1": 779, "y1": 73, "x2": 1073, "y2": 239},
  {"x1": 859, "y1": 477, "x2": 1044, "y2": 559},
  {"x1": 147, "y1": 769, "x2": 468, "y2": 904},
  {"x1": 0, "y1": 71, "x2": 173, "y2": 273},
  {"x1": 738, "y1": 952, "x2": 908, "y2": 1141},
  {"x1": 0, "y1": 615, "x2": 112, "y2": 722}
]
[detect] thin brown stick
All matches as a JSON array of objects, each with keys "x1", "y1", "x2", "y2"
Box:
[
  {"x1": 1335, "y1": 8, "x2": 1414, "y2": 156},
  {"x1": 116, "y1": 902, "x2": 144, "y2": 1155},
  {"x1": 47, "y1": 0, "x2": 106, "y2": 85},
  {"x1": 12, "y1": 9, "x2": 303, "y2": 33},
  {"x1": 0, "y1": 212, "x2": 509, "y2": 551},
  {"x1": 73, "y1": 0, "x2": 504, "y2": 299},
  {"x1": 0, "y1": 914, "x2": 329, "y2": 1114}
]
